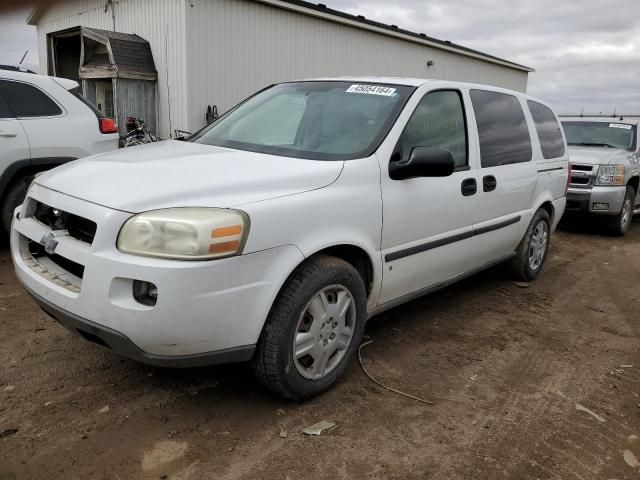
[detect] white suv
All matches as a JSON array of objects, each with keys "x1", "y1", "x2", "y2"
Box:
[
  {"x1": 11, "y1": 78, "x2": 568, "y2": 399},
  {"x1": 0, "y1": 70, "x2": 119, "y2": 234}
]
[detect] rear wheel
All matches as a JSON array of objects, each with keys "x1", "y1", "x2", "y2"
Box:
[
  {"x1": 604, "y1": 185, "x2": 634, "y2": 236},
  {"x1": 253, "y1": 255, "x2": 366, "y2": 400},
  {"x1": 510, "y1": 209, "x2": 551, "y2": 282},
  {"x1": 1, "y1": 175, "x2": 32, "y2": 235}
]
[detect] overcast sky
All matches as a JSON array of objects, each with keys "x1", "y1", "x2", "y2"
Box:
[{"x1": 1, "y1": 1, "x2": 639, "y2": 114}]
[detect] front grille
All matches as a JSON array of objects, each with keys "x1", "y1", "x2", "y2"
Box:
[
  {"x1": 32, "y1": 201, "x2": 97, "y2": 245},
  {"x1": 569, "y1": 164, "x2": 595, "y2": 188},
  {"x1": 570, "y1": 176, "x2": 590, "y2": 185},
  {"x1": 28, "y1": 240, "x2": 85, "y2": 279}
]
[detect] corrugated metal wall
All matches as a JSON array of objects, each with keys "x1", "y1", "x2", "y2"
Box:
[
  {"x1": 35, "y1": 0, "x2": 187, "y2": 138},
  {"x1": 115, "y1": 78, "x2": 157, "y2": 135},
  {"x1": 184, "y1": 0, "x2": 528, "y2": 132},
  {"x1": 36, "y1": 0, "x2": 529, "y2": 136}
]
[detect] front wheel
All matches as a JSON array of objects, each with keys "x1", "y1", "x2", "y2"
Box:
[
  {"x1": 510, "y1": 209, "x2": 551, "y2": 282},
  {"x1": 253, "y1": 255, "x2": 367, "y2": 400},
  {"x1": 604, "y1": 185, "x2": 634, "y2": 236}
]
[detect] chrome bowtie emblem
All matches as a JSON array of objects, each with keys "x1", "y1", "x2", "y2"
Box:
[{"x1": 40, "y1": 232, "x2": 59, "y2": 255}]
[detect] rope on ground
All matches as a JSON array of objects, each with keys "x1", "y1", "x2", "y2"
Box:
[{"x1": 357, "y1": 340, "x2": 434, "y2": 405}]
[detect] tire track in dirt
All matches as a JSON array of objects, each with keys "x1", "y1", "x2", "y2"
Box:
[{"x1": 437, "y1": 231, "x2": 638, "y2": 480}]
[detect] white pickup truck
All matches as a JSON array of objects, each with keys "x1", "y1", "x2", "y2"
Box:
[{"x1": 562, "y1": 117, "x2": 639, "y2": 235}]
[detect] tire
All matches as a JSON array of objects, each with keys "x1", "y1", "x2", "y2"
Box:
[
  {"x1": 253, "y1": 255, "x2": 367, "y2": 400},
  {"x1": 510, "y1": 209, "x2": 551, "y2": 282},
  {"x1": 604, "y1": 185, "x2": 634, "y2": 237},
  {"x1": 1, "y1": 175, "x2": 32, "y2": 235}
]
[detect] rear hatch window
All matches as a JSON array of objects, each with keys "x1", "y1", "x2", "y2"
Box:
[{"x1": 69, "y1": 86, "x2": 105, "y2": 119}]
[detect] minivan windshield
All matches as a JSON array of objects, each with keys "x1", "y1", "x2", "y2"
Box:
[
  {"x1": 190, "y1": 81, "x2": 414, "y2": 160},
  {"x1": 562, "y1": 121, "x2": 637, "y2": 151}
]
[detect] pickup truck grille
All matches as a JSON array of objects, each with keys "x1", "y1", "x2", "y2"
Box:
[
  {"x1": 32, "y1": 200, "x2": 97, "y2": 245},
  {"x1": 569, "y1": 163, "x2": 595, "y2": 188}
]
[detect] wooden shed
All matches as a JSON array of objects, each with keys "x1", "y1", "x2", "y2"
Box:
[{"x1": 49, "y1": 26, "x2": 157, "y2": 136}]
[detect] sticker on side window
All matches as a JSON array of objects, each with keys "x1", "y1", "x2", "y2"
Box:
[
  {"x1": 346, "y1": 84, "x2": 397, "y2": 96},
  {"x1": 609, "y1": 123, "x2": 632, "y2": 130}
]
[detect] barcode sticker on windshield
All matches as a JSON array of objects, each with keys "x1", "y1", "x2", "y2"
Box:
[
  {"x1": 346, "y1": 85, "x2": 397, "y2": 96},
  {"x1": 609, "y1": 123, "x2": 632, "y2": 129}
]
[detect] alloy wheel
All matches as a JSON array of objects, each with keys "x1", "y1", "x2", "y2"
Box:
[
  {"x1": 292, "y1": 285, "x2": 356, "y2": 380},
  {"x1": 621, "y1": 197, "x2": 632, "y2": 228},
  {"x1": 528, "y1": 220, "x2": 548, "y2": 271}
]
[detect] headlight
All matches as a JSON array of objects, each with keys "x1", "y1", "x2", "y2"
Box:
[
  {"x1": 117, "y1": 208, "x2": 249, "y2": 260},
  {"x1": 595, "y1": 165, "x2": 625, "y2": 186}
]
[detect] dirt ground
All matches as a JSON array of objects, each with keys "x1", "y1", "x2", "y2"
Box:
[{"x1": 2, "y1": 220, "x2": 640, "y2": 480}]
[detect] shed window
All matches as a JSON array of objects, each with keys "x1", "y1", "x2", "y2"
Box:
[{"x1": 104, "y1": 89, "x2": 114, "y2": 119}]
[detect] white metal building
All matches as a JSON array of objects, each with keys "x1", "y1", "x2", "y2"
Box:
[{"x1": 29, "y1": 0, "x2": 533, "y2": 138}]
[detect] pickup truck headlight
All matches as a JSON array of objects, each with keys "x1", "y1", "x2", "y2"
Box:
[
  {"x1": 595, "y1": 165, "x2": 625, "y2": 186},
  {"x1": 117, "y1": 208, "x2": 249, "y2": 260}
]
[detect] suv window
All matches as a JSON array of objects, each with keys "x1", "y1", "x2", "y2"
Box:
[
  {"x1": 0, "y1": 90, "x2": 13, "y2": 118},
  {"x1": 528, "y1": 101, "x2": 565, "y2": 159},
  {"x1": 470, "y1": 89, "x2": 532, "y2": 167},
  {"x1": 396, "y1": 90, "x2": 467, "y2": 168},
  {"x1": 0, "y1": 80, "x2": 62, "y2": 118},
  {"x1": 69, "y1": 86, "x2": 104, "y2": 119}
]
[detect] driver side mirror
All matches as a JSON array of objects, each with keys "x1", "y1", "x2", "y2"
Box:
[{"x1": 389, "y1": 146, "x2": 455, "y2": 180}]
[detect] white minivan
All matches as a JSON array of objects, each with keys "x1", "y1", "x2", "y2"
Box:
[{"x1": 11, "y1": 78, "x2": 568, "y2": 399}]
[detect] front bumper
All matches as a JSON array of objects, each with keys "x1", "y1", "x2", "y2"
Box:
[
  {"x1": 565, "y1": 186, "x2": 626, "y2": 215},
  {"x1": 26, "y1": 283, "x2": 255, "y2": 368},
  {"x1": 11, "y1": 184, "x2": 304, "y2": 363}
]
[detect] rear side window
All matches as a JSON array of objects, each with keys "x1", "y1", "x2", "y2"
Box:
[
  {"x1": 0, "y1": 80, "x2": 62, "y2": 118},
  {"x1": 470, "y1": 89, "x2": 532, "y2": 167},
  {"x1": 69, "y1": 86, "x2": 104, "y2": 119},
  {"x1": 0, "y1": 90, "x2": 13, "y2": 118},
  {"x1": 528, "y1": 101, "x2": 565, "y2": 159},
  {"x1": 396, "y1": 90, "x2": 468, "y2": 168}
]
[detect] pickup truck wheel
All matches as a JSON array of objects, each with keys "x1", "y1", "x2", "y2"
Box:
[
  {"x1": 1, "y1": 176, "x2": 32, "y2": 235},
  {"x1": 604, "y1": 186, "x2": 634, "y2": 236},
  {"x1": 510, "y1": 209, "x2": 551, "y2": 282},
  {"x1": 253, "y1": 255, "x2": 367, "y2": 400}
]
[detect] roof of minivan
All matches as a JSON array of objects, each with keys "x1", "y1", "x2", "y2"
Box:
[
  {"x1": 297, "y1": 77, "x2": 543, "y2": 97},
  {"x1": 300, "y1": 76, "x2": 432, "y2": 87},
  {"x1": 561, "y1": 117, "x2": 640, "y2": 125}
]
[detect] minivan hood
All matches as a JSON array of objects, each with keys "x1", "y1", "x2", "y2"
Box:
[
  {"x1": 567, "y1": 146, "x2": 632, "y2": 166},
  {"x1": 35, "y1": 140, "x2": 344, "y2": 212}
]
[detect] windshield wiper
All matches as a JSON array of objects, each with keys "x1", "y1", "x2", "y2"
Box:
[{"x1": 568, "y1": 142, "x2": 620, "y2": 149}]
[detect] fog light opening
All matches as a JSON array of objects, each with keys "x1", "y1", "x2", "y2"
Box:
[
  {"x1": 593, "y1": 202, "x2": 609, "y2": 211},
  {"x1": 133, "y1": 280, "x2": 158, "y2": 307}
]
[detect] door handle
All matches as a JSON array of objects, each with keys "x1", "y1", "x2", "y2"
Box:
[
  {"x1": 0, "y1": 131, "x2": 17, "y2": 138},
  {"x1": 461, "y1": 178, "x2": 477, "y2": 196},
  {"x1": 483, "y1": 175, "x2": 497, "y2": 192}
]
